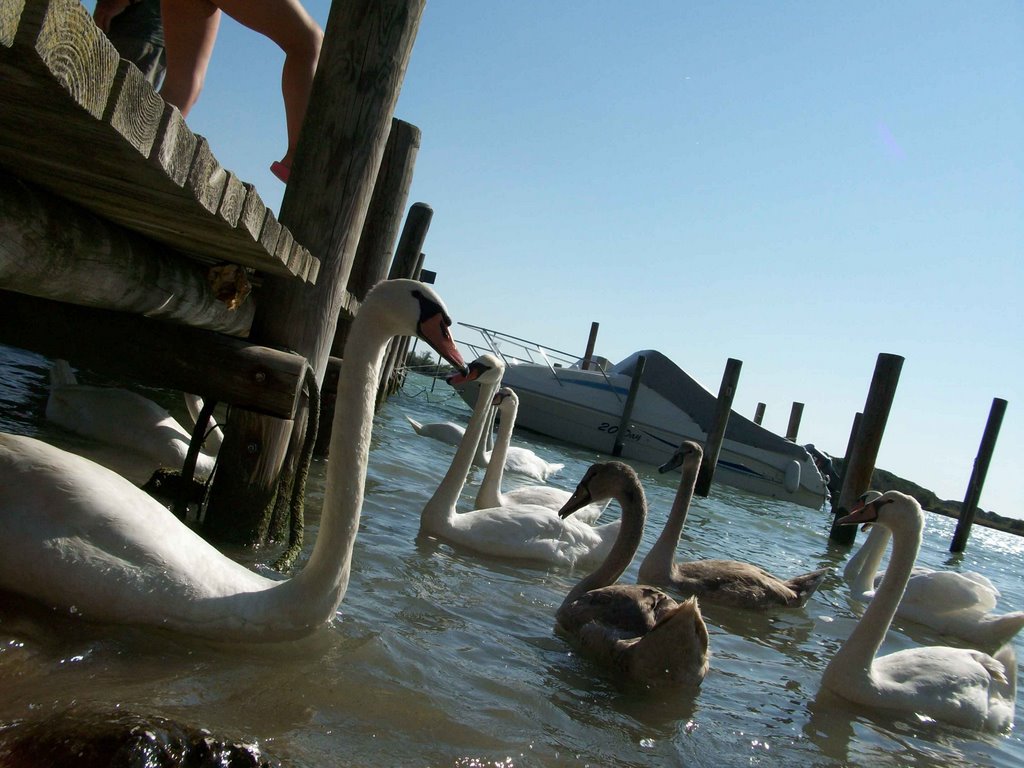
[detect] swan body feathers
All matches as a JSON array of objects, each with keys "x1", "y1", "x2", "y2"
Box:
[
  {"x1": 822, "y1": 491, "x2": 1017, "y2": 732},
  {"x1": 0, "y1": 279, "x2": 467, "y2": 642},
  {"x1": 555, "y1": 461, "x2": 710, "y2": 688}
]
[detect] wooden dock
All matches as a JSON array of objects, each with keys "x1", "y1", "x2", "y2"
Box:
[{"x1": 1, "y1": 0, "x2": 430, "y2": 546}]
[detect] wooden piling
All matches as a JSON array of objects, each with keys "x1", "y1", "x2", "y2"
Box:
[
  {"x1": 829, "y1": 353, "x2": 904, "y2": 544},
  {"x1": 581, "y1": 322, "x2": 599, "y2": 370},
  {"x1": 204, "y1": 0, "x2": 427, "y2": 545},
  {"x1": 832, "y1": 411, "x2": 862, "y2": 511},
  {"x1": 695, "y1": 358, "x2": 742, "y2": 497},
  {"x1": 377, "y1": 251, "x2": 426, "y2": 406},
  {"x1": 753, "y1": 402, "x2": 765, "y2": 425},
  {"x1": 950, "y1": 397, "x2": 1007, "y2": 553},
  {"x1": 612, "y1": 354, "x2": 645, "y2": 457},
  {"x1": 786, "y1": 402, "x2": 804, "y2": 442}
]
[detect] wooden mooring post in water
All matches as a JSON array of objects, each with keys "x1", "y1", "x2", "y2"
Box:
[
  {"x1": 829, "y1": 353, "x2": 903, "y2": 545},
  {"x1": 581, "y1": 322, "x2": 600, "y2": 370},
  {"x1": 695, "y1": 358, "x2": 742, "y2": 497},
  {"x1": 205, "y1": 0, "x2": 427, "y2": 545},
  {"x1": 950, "y1": 397, "x2": 1007, "y2": 553},
  {"x1": 754, "y1": 402, "x2": 766, "y2": 425},
  {"x1": 612, "y1": 354, "x2": 646, "y2": 457},
  {"x1": 786, "y1": 402, "x2": 804, "y2": 442}
]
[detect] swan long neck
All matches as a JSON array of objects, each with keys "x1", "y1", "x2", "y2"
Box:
[
  {"x1": 832, "y1": 510, "x2": 922, "y2": 672},
  {"x1": 475, "y1": 399, "x2": 516, "y2": 508},
  {"x1": 286, "y1": 311, "x2": 390, "y2": 614},
  {"x1": 422, "y1": 378, "x2": 501, "y2": 526},
  {"x1": 844, "y1": 525, "x2": 891, "y2": 595},
  {"x1": 561, "y1": 484, "x2": 646, "y2": 608},
  {"x1": 640, "y1": 456, "x2": 698, "y2": 577}
]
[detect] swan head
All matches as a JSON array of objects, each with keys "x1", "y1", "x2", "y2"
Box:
[
  {"x1": 364, "y1": 279, "x2": 467, "y2": 375},
  {"x1": 836, "y1": 490, "x2": 922, "y2": 534},
  {"x1": 657, "y1": 440, "x2": 703, "y2": 474},
  {"x1": 446, "y1": 353, "x2": 505, "y2": 387},
  {"x1": 559, "y1": 461, "x2": 644, "y2": 522},
  {"x1": 492, "y1": 386, "x2": 519, "y2": 410}
]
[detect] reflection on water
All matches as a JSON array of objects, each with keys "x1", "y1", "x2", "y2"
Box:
[{"x1": 0, "y1": 354, "x2": 1022, "y2": 767}]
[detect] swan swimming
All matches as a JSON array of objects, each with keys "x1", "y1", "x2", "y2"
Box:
[
  {"x1": 555, "y1": 460, "x2": 710, "y2": 688},
  {"x1": 0, "y1": 279, "x2": 467, "y2": 641},
  {"x1": 821, "y1": 491, "x2": 1016, "y2": 732},
  {"x1": 419, "y1": 355, "x2": 615, "y2": 567},
  {"x1": 637, "y1": 440, "x2": 829, "y2": 609},
  {"x1": 473, "y1": 386, "x2": 609, "y2": 525},
  {"x1": 45, "y1": 360, "x2": 218, "y2": 484},
  {"x1": 843, "y1": 491, "x2": 1024, "y2": 650}
]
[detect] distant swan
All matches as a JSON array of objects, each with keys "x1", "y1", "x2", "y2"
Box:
[
  {"x1": 637, "y1": 441, "x2": 829, "y2": 609},
  {"x1": 45, "y1": 360, "x2": 217, "y2": 484},
  {"x1": 843, "y1": 496, "x2": 1024, "y2": 650},
  {"x1": 420, "y1": 355, "x2": 616, "y2": 567},
  {"x1": 821, "y1": 491, "x2": 1017, "y2": 732},
  {"x1": 555, "y1": 461, "x2": 710, "y2": 688},
  {"x1": 474, "y1": 387, "x2": 609, "y2": 525},
  {"x1": 0, "y1": 280, "x2": 467, "y2": 641}
]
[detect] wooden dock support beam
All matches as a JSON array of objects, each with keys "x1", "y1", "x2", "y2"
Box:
[
  {"x1": 695, "y1": 358, "x2": 742, "y2": 497},
  {"x1": 950, "y1": 397, "x2": 1007, "y2": 553},
  {"x1": 612, "y1": 354, "x2": 646, "y2": 457},
  {"x1": 204, "y1": 0, "x2": 426, "y2": 545},
  {"x1": 829, "y1": 353, "x2": 903, "y2": 544}
]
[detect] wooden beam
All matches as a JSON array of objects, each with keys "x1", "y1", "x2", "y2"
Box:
[
  {"x1": 0, "y1": 0, "x2": 316, "y2": 280},
  {"x1": 0, "y1": 172, "x2": 253, "y2": 336},
  {"x1": 0, "y1": 291, "x2": 306, "y2": 419},
  {"x1": 204, "y1": 0, "x2": 426, "y2": 543}
]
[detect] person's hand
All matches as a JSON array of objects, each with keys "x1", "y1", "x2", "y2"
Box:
[{"x1": 93, "y1": 0, "x2": 132, "y2": 34}]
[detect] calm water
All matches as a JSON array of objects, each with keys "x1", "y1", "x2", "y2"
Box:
[{"x1": 0, "y1": 346, "x2": 1021, "y2": 767}]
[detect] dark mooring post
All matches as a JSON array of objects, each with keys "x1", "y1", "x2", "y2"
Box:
[
  {"x1": 377, "y1": 250, "x2": 426, "y2": 407},
  {"x1": 612, "y1": 354, "x2": 645, "y2": 457},
  {"x1": 829, "y1": 353, "x2": 904, "y2": 545},
  {"x1": 581, "y1": 322, "x2": 599, "y2": 370},
  {"x1": 204, "y1": 0, "x2": 426, "y2": 545},
  {"x1": 786, "y1": 402, "x2": 804, "y2": 442},
  {"x1": 753, "y1": 402, "x2": 766, "y2": 425},
  {"x1": 695, "y1": 358, "x2": 742, "y2": 497},
  {"x1": 831, "y1": 411, "x2": 863, "y2": 514},
  {"x1": 950, "y1": 398, "x2": 1007, "y2": 553}
]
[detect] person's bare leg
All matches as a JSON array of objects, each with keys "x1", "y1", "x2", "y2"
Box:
[
  {"x1": 214, "y1": 0, "x2": 323, "y2": 172},
  {"x1": 159, "y1": 0, "x2": 221, "y2": 117}
]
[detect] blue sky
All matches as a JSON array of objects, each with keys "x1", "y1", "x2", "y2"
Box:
[{"x1": 97, "y1": 2, "x2": 1022, "y2": 519}]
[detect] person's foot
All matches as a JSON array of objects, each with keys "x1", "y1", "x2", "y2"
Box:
[{"x1": 270, "y1": 161, "x2": 291, "y2": 183}]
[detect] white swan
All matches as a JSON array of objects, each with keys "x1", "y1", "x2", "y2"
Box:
[
  {"x1": 821, "y1": 491, "x2": 1017, "y2": 732},
  {"x1": 843, "y1": 495, "x2": 1024, "y2": 650},
  {"x1": 45, "y1": 360, "x2": 218, "y2": 484},
  {"x1": 183, "y1": 393, "x2": 225, "y2": 454},
  {"x1": 420, "y1": 354, "x2": 616, "y2": 567},
  {"x1": 474, "y1": 387, "x2": 609, "y2": 525},
  {"x1": 555, "y1": 460, "x2": 710, "y2": 688},
  {"x1": 0, "y1": 279, "x2": 468, "y2": 641},
  {"x1": 637, "y1": 441, "x2": 829, "y2": 609}
]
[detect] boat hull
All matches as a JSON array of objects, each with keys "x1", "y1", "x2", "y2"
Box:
[{"x1": 454, "y1": 363, "x2": 827, "y2": 510}]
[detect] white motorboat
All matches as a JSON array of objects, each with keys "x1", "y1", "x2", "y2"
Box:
[{"x1": 451, "y1": 324, "x2": 828, "y2": 510}]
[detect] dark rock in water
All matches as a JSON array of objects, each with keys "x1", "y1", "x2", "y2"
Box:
[{"x1": 0, "y1": 708, "x2": 282, "y2": 768}]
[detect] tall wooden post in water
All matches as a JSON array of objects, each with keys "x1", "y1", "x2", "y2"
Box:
[
  {"x1": 828, "y1": 353, "x2": 903, "y2": 545},
  {"x1": 205, "y1": 0, "x2": 426, "y2": 544},
  {"x1": 695, "y1": 358, "x2": 742, "y2": 497},
  {"x1": 950, "y1": 397, "x2": 1007, "y2": 553}
]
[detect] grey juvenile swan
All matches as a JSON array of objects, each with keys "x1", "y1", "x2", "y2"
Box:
[
  {"x1": 556, "y1": 461, "x2": 710, "y2": 688},
  {"x1": 637, "y1": 440, "x2": 829, "y2": 609}
]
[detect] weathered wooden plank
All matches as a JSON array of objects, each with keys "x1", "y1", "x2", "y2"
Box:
[
  {"x1": 0, "y1": 291, "x2": 305, "y2": 419},
  {"x1": 0, "y1": 173, "x2": 253, "y2": 336},
  {"x1": 103, "y1": 59, "x2": 164, "y2": 158},
  {"x1": 0, "y1": 0, "x2": 319, "y2": 282},
  {"x1": 0, "y1": 0, "x2": 26, "y2": 49}
]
